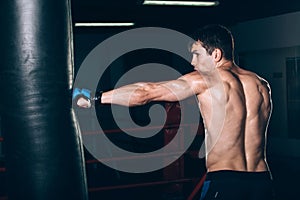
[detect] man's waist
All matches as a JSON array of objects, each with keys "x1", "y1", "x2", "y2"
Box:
[{"x1": 206, "y1": 170, "x2": 272, "y2": 181}]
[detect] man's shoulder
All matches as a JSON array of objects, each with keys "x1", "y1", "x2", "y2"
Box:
[
  {"x1": 235, "y1": 68, "x2": 271, "y2": 92},
  {"x1": 180, "y1": 70, "x2": 203, "y2": 80},
  {"x1": 179, "y1": 71, "x2": 208, "y2": 93},
  {"x1": 235, "y1": 67, "x2": 264, "y2": 82}
]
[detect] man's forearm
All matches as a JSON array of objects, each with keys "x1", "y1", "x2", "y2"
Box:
[{"x1": 101, "y1": 83, "x2": 149, "y2": 107}]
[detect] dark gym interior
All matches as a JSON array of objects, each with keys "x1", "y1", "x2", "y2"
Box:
[{"x1": 1, "y1": 0, "x2": 300, "y2": 199}]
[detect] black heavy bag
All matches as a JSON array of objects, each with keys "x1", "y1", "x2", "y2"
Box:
[{"x1": 0, "y1": 0, "x2": 88, "y2": 199}]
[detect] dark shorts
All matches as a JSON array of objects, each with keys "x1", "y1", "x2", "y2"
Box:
[{"x1": 199, "y1": 170, "x2": 275, "y2": 200}]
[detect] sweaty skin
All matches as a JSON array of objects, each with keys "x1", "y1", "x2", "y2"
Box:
[{"x1": 81, "y1": 41, "x2": 272, "y2": 173}]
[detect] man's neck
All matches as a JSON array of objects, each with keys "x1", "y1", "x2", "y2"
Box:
[
  {"x1": 216, "y1": 59, "x2": 235, "y2": 70},
  {"x1": 202, "y1": 69, "x2": 224, "y2": 87}
]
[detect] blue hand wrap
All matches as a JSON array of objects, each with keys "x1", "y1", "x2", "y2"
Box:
[
  {"x1": 72, "y1": 88, "x2": 102, "y2": 107},
  {"x1": 72, "y1": 88, "x2": 82, "y2": 100},
  {"x1": 72, "y1": 88, "x2": 91, "y2": 101},
  {"x1": 81, "y1": 88, "x2": 92, "y2": 99}
]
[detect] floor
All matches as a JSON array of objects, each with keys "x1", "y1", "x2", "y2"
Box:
[{"x1": 0, "y1": 155, "x2": 299, "y2": 200}]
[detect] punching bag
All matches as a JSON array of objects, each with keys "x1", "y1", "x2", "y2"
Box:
[{"x1": 0, "y1": 0, "x2": 88, "y2": 199}]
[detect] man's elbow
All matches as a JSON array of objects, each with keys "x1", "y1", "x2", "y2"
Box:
[
  {"x1": 131, "y1": 88, "x2": 150, "y2": 105},
  {"x1": 128, "y1": 82, "x2": 157, "y2": 106}
]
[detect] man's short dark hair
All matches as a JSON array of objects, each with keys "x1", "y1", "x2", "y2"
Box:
[{"x1": 192, "y1": 24, "x2": 234, "y2": 61}]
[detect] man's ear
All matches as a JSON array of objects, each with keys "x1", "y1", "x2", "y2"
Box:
[{"x1": 212, "y1": 48, "x2": 222, "y2": 62}]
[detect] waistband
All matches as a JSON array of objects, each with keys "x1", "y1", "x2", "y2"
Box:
[{"x1": 206, "y1": 170, "x2": 272, "y2": 181}]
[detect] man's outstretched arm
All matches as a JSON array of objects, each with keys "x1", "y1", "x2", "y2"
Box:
[{"x1": 74, "y1": 71, "x2": 204, "y2": 108}]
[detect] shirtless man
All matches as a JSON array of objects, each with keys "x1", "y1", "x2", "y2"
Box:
[{"x1": 74, "y1": 24, "x2": 274, "y2": 200}]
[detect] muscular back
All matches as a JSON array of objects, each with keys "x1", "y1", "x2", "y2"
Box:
[
  {"x1": 197, "y1": 65, "x2": 272, "y2": 172},
  {"x1": 234, "y1": 67, "x2": 272, "y2": 171}
]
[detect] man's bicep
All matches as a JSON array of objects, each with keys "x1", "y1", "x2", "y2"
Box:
[{"x1": 153, "y1": 78, "x2": 198, "y2": 102}]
